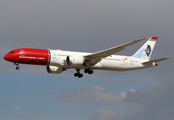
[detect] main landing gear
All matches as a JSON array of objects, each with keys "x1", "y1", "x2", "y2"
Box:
[
  {"x1": 74, "y1": 68, "x2": 94, "y2": 78},
  {"x1": 14, "y1": 62, "x2": 20, "y2": 70},
  {"x1": 84, "y1": 69, "x2": 93, "y2": 74},
  {"x1": 74, "y1": 69, "x2": 83, "y2": 78}
]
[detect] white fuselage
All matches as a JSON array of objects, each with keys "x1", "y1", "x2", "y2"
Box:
[{"x1": 48, "y1": 49, "x2": 154, "y2": 71}]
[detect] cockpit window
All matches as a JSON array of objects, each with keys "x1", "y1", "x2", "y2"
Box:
[{"x1": 8, "y1": 51, "x2": 14, "y2": 53}]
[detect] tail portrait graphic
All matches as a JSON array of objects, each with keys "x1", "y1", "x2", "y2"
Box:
[
  {"x1": 142, "y1": 44, "x2": 152, "y2": 60},
  {"x1": 133, "y1": 37, "x2": 157, "y2": 61}
]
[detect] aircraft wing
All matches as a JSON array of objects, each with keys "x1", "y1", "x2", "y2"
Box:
[
  {"x1": 142, "y1": 58, "x2": 170, "y2": 65},
  {"x1": 84, "y1": 37, "x2": 148, "y2": 67}
]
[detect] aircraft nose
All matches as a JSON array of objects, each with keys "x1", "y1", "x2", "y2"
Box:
[{"x1": 4, "y1": 54, "x2": 9, "y2": 61}]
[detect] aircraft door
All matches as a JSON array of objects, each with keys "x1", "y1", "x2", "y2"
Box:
[
  {"x1": 121, "y1": 58, "x2": 128, "y2": 68},
  {"x1": 52, "y1": 52, "x2": 56, "y2": 58},
  {"x1": 49, "y1": 51, "x2": 58, "y2": 66},
  {"x1": 129, "y1": 58, "x2": 133, "y2": 65}
]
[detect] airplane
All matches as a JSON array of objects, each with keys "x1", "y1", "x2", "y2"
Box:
[{"x1": 4, "y1": 37, "x2": 169, "y2": 78}]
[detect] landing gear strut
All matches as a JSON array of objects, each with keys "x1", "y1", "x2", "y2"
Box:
[
  {"x1": 14, "y1": 62, "x2": 20, "y2": 70},
  {"x1": 74, "y1": 69, "x2": 83, "y2": 78},
  {"x1": 84, "y1": 69, "x2": 93, "y2": 74}
]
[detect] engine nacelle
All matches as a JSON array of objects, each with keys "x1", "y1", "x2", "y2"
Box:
[
  {"x1": 46, "y1": 66, "x2": 63, "y2": 74},
  {"x1": 66, "y1": 56, "x2": 84, "y2": 66}
]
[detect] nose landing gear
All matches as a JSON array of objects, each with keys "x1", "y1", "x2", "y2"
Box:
[{"x1": 14, "y1": 62, "x2": 20, "y2": 70}]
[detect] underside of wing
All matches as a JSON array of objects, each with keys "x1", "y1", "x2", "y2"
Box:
[{"x1": 84, "y1": 37, "x2": 148, "y2": 67}]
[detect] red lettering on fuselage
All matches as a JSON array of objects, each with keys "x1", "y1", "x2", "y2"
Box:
[{"x1": 4, "y1": 48, "x2": 50, "y2": 65}]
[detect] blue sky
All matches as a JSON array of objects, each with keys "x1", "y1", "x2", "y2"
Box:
[
  {"x1": 0, "y1": 65, "x2": 154, "y2": 120},
  {"x1": 0, "y1": 0, "x2": 174, "y2": 120}
]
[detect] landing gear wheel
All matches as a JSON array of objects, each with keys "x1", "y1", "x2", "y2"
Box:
[
  {"x1": 74, "y1": 73, "x2": 83, "y2": 78},
  {"x1": 84, "y1": 69, "x2": 93, "y2": 74},
  {"x1": 78, "y1": 74, "x2": 83, "y2": 78},
  {"x1": 88, "y1": 70, "x2": 93, "y2": 74},
  {"x1": 84, "y1": 69, "x2": 89, "y2": 73},
  {"x1": 74, "y1": 69, "x2": 83, "y2": 78},
  {"x1": 74, "y1": 73, "x2": 79, "y2": 77},
  {"x1": 16, "y1": 66, "x2": 20, "y2": 70}
]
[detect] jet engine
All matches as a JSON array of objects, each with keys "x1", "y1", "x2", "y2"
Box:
[
  {"x1": 66, "y1": 56, "x2": 84, "y2": 66},
  {"x1": 46, "y1": 66, "x2": 63, "y2": 74}
]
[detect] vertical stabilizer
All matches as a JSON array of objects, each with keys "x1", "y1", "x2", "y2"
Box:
[{"x1": 132, "y1": 37, "x2": 158, "y2": 62}]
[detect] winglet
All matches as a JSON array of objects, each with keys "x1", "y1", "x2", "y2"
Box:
[{"x1": 150, "y1": 37, "x2": 158, "y2": 41}]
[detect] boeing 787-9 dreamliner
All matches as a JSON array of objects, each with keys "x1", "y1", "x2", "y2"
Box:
[{"x1": 4, "y1": 37, "x2": 169, "y2": 78}]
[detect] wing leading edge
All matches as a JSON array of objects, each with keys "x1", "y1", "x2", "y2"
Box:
[{"x1": 84, "y1": 37, "x2": 148, "y2": 67}]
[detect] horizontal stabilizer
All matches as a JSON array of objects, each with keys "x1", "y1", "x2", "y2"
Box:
[{"x1": 142, "y1": 58, "x2": 170, "y2": 65}]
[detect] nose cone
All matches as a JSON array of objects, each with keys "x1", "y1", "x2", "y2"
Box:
[{"x1": 4, "y1": 54, "x2": 9, "y2": 61}]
